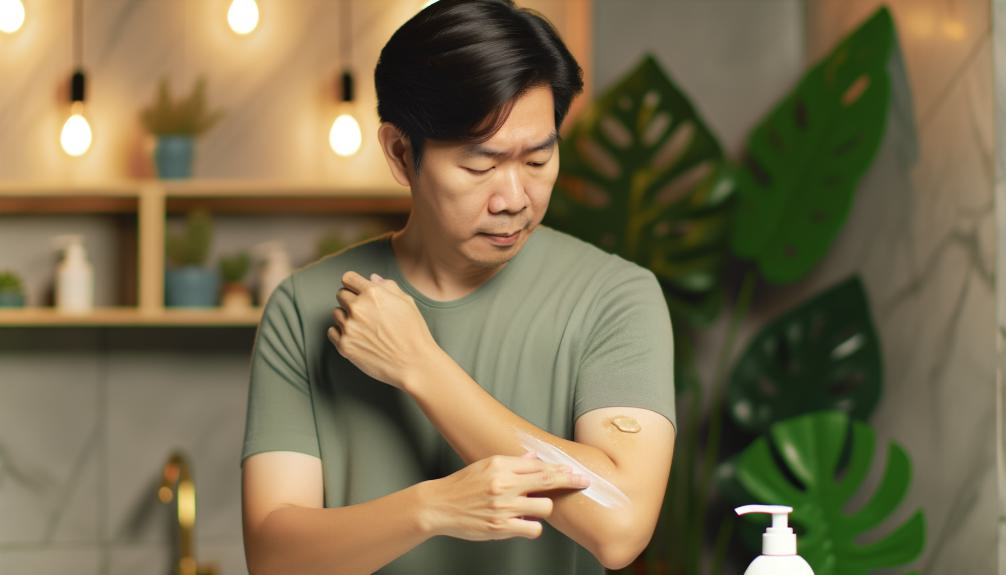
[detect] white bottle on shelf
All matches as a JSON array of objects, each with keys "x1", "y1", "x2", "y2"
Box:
[
  {"x1": 51, "y1": 234, "x2": 94, "y2": 313},
  {"x1": 253, "y1": 240, "x2": 291, "y2": 307},
  {"x1": 734, "y1": 504, "x2": 814, "y2": 575}
]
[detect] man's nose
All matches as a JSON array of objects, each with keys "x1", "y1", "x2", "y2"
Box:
[{"x1": 489, "y1": 166, "x2": 528, "y2": 214}]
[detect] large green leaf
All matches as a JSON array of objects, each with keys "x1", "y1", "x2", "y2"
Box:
[
  {"x1": 544, "y1": 54, "x2": 735, "y2": 327},
  {"x1": 722, "y1": 410, "x2": 925, "y2": 575},
  {"x1": 728, "y1": 276, "x2": 881, "y2": 434},
  {"x1": 729, "y1": 6, "x2": 895, "y2": 284}
]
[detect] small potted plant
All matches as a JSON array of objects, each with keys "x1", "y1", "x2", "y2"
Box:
[
  {"x1": 0, "y1": 270, "x2": 25, "y2": 307},
  {"x1": 165, "y1": 208, "x2": 218, "y2": 307},
  {"x1": 140, "y1": 75, "x2": 224, "y2": 179},
  {"x1": 218, "y1": 251, "x2": 252, "y2": 311}
]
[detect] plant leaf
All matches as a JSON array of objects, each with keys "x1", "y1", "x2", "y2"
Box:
[
  {"x1": 543, "y1": 53, "x2": 736, "y2": 328},
  {"x1": 728, "y1": 6, "x2": 895, "y2": 283},
  {"x1": 727, "y1": 276, "x2": 882, "y2": 434},
  {"x1": 726, "y1": 410, "x2": 925, "y2": 575}
]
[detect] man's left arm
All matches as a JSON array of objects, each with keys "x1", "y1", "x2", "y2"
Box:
[{"x1": 403, "y1": 351, "x2": 675, "y2": 570}]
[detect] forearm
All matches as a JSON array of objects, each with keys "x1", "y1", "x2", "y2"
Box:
[
  {"x1": 248, "y1": 482, "x2": 433, "y2": 575},
  {"x1": 403, "y1": 348, "x2": 632, "y2": 563}
]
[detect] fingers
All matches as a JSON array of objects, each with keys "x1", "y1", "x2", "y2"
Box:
[
  {"x1": 503, "y1": 517, "x2": 544, "y2": 540},
  {"x1": 332, "y1": 307, "x2": 347, "y2": 334},
  {"x1": 335, "y1": 287, "x2": 356, "y2": 310},
  {"x1": 341, "y1": 270, "x2": 369, "y2": 293},
  {"x1": 519, "y1": 466, "x2": 591, "y2": 494}
]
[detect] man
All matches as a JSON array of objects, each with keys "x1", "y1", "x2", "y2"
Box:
[{"x1": 240, "y1": 1, "x2": 676, "y2": 574}]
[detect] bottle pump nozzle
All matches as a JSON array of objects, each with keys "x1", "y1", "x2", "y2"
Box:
[{"x1": 735, "y1": 504, "x2": 797, "y2": 556}]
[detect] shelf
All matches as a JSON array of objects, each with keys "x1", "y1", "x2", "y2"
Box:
[
  {"x1": 0, "y1": 179, "x2": 411, "y2": 327},
  {"x1": 0, "y1": 180, "x2": 412, "y2": 215},
  {"x1": 0, "y1": 306, "x2": 264, "y2": 327}
]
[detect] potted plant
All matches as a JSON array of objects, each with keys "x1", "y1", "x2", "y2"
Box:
[
  {"x1": 218, "y1": 251, "x2": 252, "y2": 311},
  {"x1": 140, "y1": 75, "x2": 224, "y2": 179},
  {"x1": 0, "y1": 270, "x2": 25, "y2": 307},
  {"x1": 164, "y1": 208, "x2": 218, "y2": 307}
]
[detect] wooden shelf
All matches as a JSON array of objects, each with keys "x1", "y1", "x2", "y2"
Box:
[
  {"x1": 0, "y1": 306, "x2": 263, "y2": 327},
  {"x1": 0, "y1": 179, "x2": 411, "y2": 327}
]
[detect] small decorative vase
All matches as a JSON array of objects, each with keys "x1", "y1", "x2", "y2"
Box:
[
  {"x1": 154, "y1": 135, "x2": 195, "y2": 179},
  {"x1": 220, "y1": 283, "x2": 253, "y2": 311},
  {"x1": 165, "y1": 266, "x2": 219, "y2": 307},
  {"x1": 0, "y1": 291, "x2": 24, "y2": 307}
]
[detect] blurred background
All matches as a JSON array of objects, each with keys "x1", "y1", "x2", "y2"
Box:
[{"x1": 0, "y1": 0, "x2": 1002, "y2": 574}]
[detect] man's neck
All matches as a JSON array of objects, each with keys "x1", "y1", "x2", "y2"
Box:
[{"x1": 390, "y1": 224, "x2": 506, "y2": 302}]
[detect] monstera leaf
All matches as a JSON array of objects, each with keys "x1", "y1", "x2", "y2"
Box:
[
  {"x1": 728, "y1": 276, "x2": 881, "y2": 434},
  {"x1": 729, "y1": 6, "x2": 896, "y2": 283},
  {"x1": 545, "y1": 54, "x2": 735, "y2": 326},
  {"x1": 719, "y1": 410, "x2": 925, "y2": 575}
]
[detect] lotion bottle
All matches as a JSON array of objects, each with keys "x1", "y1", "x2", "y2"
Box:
[
  {"x1": 734, "y1": 504, "x2": 814, "y2": 575},
  {"x1": 52, "y1": 234, "x2": 94, "y2": 313},
  {"x1": 253, "y1": 241, "x2": 291, "y2": 306}
]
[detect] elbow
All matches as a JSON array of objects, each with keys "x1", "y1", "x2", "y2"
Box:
[
  {"x1": 593, "y1": 517, "x2": 651, "y2": 571},
  {"x1": 598, "y1": 541, "x2": 644, "y2": 572}
]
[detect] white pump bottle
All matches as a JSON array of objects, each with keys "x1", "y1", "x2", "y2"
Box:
[
  {"x1": 253, "y1": 241, "x2": 291, "y2": 307},
  {"x1": 735, "y1": 504, "x2": 814, "y2": 575},
  {"x1": 51, "y1": 234, "x2": 94, "y2": 313}
]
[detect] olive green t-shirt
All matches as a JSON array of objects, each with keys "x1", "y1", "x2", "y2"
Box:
[{"x1": 240, "y1": 224, "x2": 676, "y2": 575}]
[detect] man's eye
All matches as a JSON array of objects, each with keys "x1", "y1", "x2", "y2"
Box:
[
  {"x1": 465, "y1": 167, "x2": 493, "y2": 175},
  {"x1": 528, "y1": 161, "x2": 547, "y2": 168}
]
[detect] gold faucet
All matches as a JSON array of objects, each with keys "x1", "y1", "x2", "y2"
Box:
[{"x1": 158, "y1": 450, "x2": 220, "y2": 575}]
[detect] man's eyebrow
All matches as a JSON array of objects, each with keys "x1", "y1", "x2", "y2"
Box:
[{"x1": 461, "y1": 131, "x2": 559, "y2": 160}]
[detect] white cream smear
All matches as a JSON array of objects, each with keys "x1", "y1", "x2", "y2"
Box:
[{"x1": 515, "y1": 427, "x2": 631, "y2": 510}]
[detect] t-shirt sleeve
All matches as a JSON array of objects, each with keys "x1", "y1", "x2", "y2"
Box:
[
  {"x1": 241, "y1": 275, "x2": 321, "y2": 466},
  {"x1": 573, "y1": 262, "x2": 677, "y2": 432}
]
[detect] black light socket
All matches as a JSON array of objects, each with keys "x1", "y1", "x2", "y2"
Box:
[
  {"x1": 340, "y1": 70, "x2": 354, "y2": 103},
  {"x1": 70, "y1": 69, "x2": 86, "y2": 103}
]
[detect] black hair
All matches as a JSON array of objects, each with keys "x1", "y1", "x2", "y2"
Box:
[{"x1": 374, "y1": 0, "x2": 584, "y2": 174}]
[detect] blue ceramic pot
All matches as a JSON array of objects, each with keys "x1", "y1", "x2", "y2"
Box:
[
  {"x1": 155, "y1": 135, "x2": 195, "y2": 179},
  {"x1": 165, "y1": 267, "x2": 219, "y2": 307},
  {"x1": 0, "y1": 291, "x2": 24, "y2": 307}
]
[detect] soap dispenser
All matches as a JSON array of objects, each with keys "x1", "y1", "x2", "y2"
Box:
[
  {"x1": 51, "y1": 234, "x2": 94, "y2": 313},
  {"x1": 253, "y1": 240, "x2": 291, "y2": 306},
  {"x1": 734, "y1": 504, "x2": 814, "y2": 575}
]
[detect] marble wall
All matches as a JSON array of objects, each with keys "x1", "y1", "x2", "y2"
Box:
[
  {"x1": 994, "y1": 0, "x2": 1006, "y2": 572},
  {"x1": 800, "y1": 1, "x2": 996, "y2": 573}
]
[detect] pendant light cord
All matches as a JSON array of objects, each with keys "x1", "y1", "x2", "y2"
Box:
[
  {"x1": 73, "y1": 0, "x2": 83, "y2": 68},
  {"x1": 340, "y1": 0, "x2": 351, "y2": 68}
]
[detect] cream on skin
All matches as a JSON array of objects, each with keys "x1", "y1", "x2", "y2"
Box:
[{"x1": 515, "y1": 427, "x2": 631, "y2": 510}]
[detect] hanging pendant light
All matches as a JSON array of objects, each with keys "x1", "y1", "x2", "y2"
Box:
[
  {"x1": 227, "y1": 0, "x2": 259, "y2": 35},
  {"x1": 0, "y1": 0, "x2": 25, "y2": 34},
  {"x1": 329, "y1": 0, "x2": 361, "y2": 157},
  {"x1": 61, "y1": 0, "x2": 92, "y2": 157}
]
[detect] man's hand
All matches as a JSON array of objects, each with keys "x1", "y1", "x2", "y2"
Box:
[
  {"x1": 417, "y1": 451, "x2": 592, "y2": 541},
  {"x1": 328, "y1": 271, "x2": 438, "y2": 389}
]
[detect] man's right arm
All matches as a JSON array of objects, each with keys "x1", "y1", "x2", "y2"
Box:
[{"x1": 242, "y1": 450, "x2": 432, "y2": 575}]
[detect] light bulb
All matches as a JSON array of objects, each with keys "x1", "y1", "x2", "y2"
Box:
[
  {"x1": 61, "y1": 102, "x2": 93, "y2": 157},
  {"x1": 0, "y1": 0, "x2": 25, "y2": 34},
  {"x1": 227, "y1": 0, "x2": 259, "y2": 35},
  {"x1": 329, "y1": 113, "x2": 362, "y2": 157}
]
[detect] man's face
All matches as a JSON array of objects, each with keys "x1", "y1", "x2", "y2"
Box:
[{"x1": 409, "y1": 84, "x2": 559, "y2": 269}]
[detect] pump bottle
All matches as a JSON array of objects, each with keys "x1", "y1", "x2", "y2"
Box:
[
  {"x1": 734, "y1": 504, "x2": 814, "y2": 575},
  {"x1": 52, "y1": 234, "x2": 94, "y2": 313}
]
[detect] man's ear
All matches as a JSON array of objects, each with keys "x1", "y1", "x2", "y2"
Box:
[{"x1": 378, "y1": 122, "x2": 414, "y2": 188}]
